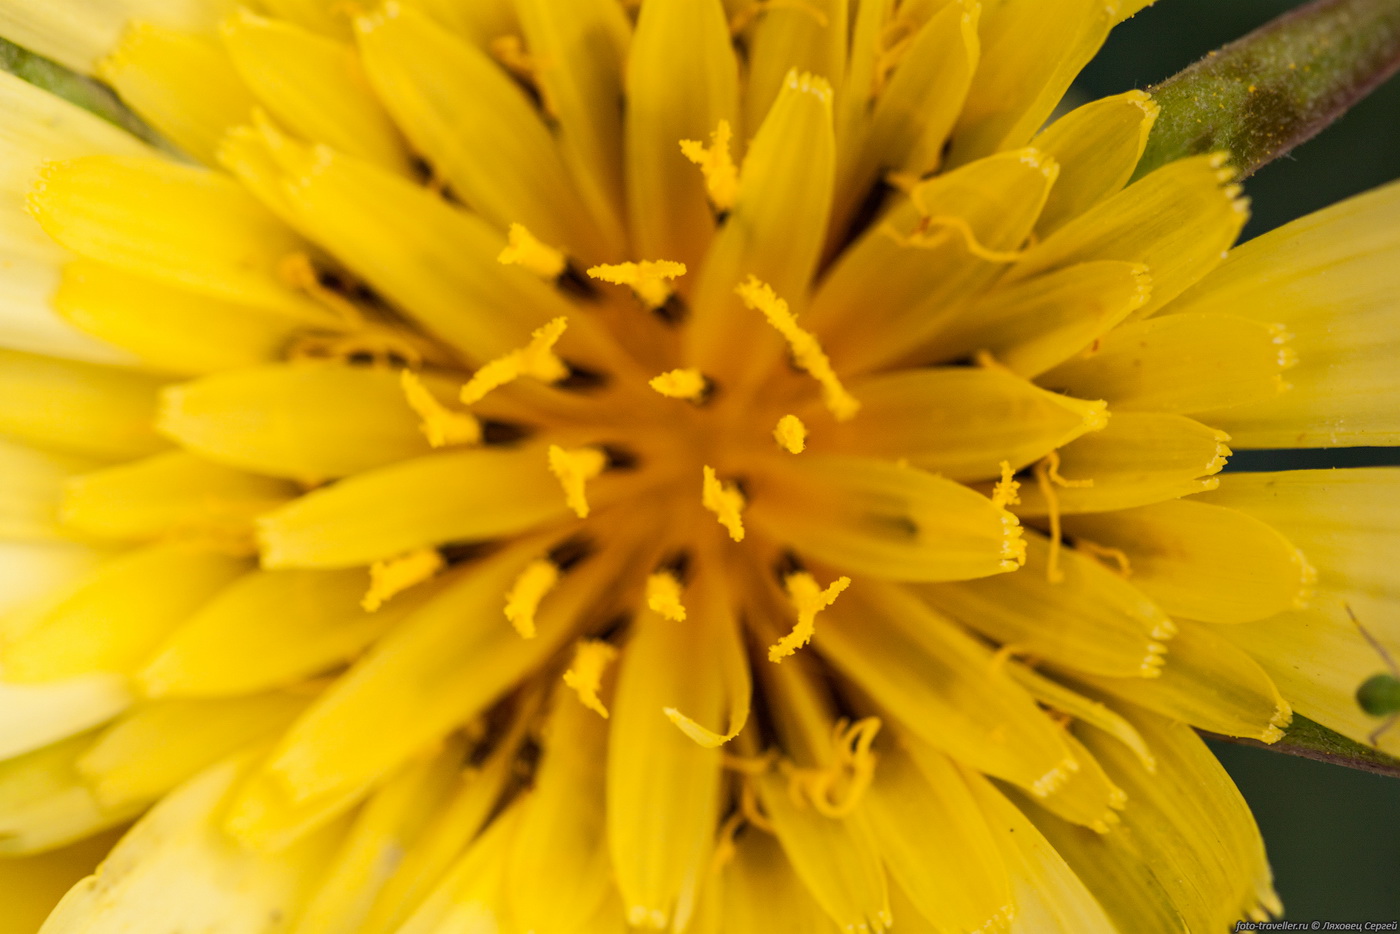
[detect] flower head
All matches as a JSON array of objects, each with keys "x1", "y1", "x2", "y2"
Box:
[{"x1": 1, "y1": 1, "x2": 1400, "y2": 932}]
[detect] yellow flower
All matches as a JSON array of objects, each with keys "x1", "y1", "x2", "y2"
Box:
[{"x1": 0, "y1": 1, "x2": 1398, "y2": 932}]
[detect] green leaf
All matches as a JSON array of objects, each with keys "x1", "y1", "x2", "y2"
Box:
[
  {"x1": 1135, "y1": 0, "x2": 1400, "y2": 180},
  {"x1": 1202, "y1": 716, "x2": 1400, "y2": 779},
  {"x1": 0, "y1": 36, "x2": 167, "y2": 149}
]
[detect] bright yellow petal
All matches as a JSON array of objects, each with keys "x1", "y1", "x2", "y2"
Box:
[
  {"x1": 742, "y1": 0, "x2": 846, "y2": 133},
  {"x1": 0, "y1": 439, "x2": 101, "y2": 543},
  {"x1": 0, "y1": 0, "x2": 222, "y2": 73}
]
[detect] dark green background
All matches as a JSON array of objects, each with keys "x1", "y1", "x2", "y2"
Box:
[{"x1": 1074, "y1": 0, "x2": 1400, "y2": 923}]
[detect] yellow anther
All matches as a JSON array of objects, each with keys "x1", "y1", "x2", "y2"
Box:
[
  {"x1": 884, "y1": 213, "x2": 1027, "y2": 263},
  {"x1": 648, "y1": 368, "x2": 709, "y2": 402},
  {"x1": 562, "y1": 639, "x2": 619, "y2": 718},
  {"x1": 702, "y1": 466, "x2": 746, "y2": 542},
  {"x1": 362, "y1": 547, "x2": 444, "y2": 612},
  {"x1": 773, "y1": 414, "x2": 807, "y2": 454},
  {"x1": 680, "y1": 120, "x2": 739, "y2": 212},
  {"x1": 278, "y1": 252, "x2": 363, "y2": 328},
  {"x1": 459, "y1": 317, "x2": 569, "y2": 405},
  {"x1": 587, "y1": 260, "x2": 687, "y2": 309},
  {"x1": 768, "y1": 572, "x2": 851, "y2": 662},
  {"x1": 735, "y1": 276, "x2": 860, "y2": 422},
  {"x1": 548, "y1": 445, "x2": 608, "y2": 519},
  {"x1": 645, "y1": 571, "x2": 687, "y2": 622},
  {"x1": 496, "y1": 223, "x2": 567, "y2": 280},
  {"x1": 504, "y1": 558, "x2": 560, "y2": 639},
  {"x1": 400, "y1": 370, "x2": 482, "y2": 447},
  {"x1": 991, "y1": 459, "x2": 1021, "y2": 509}
]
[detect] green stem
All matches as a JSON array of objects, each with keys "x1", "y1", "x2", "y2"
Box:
[
  {"x1": 1202, "y1": 716, "x2": 1400, "y2": 779},
  {"x1": 0, "y1": 36, "x2": 165, "y2": 148},
  {"x1": 1135, "y1": 0, "x2": 1400, "y2": 180}
]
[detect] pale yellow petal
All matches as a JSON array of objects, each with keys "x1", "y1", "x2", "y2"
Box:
[
  {"x1": 916, "y1": 531, "x2": 1174, "y2": 679},
  {"x1": 1077, "y1": 618, "x2": 1292, "y2": 743},
  {"x1": 1062, "y1": 499, "x2": 1315, "y2": 625},
  {"x1": 224, "y1": 9, "x2": 410, "y2": 171},
  {"x1": 98, "y1": 23, "x2": 254, "y2": 164},
  {"x1": 40, "y1": 751, "x2": 343, "y2": 933},
  {"x1": 0, "y1": 348, "x2": 166, "y2": 459},
  {"x1": 0, "y1": 0, "x2": 223, "y2": 73},
  {"x1": 159, "y1": 363, "x2": 433, "y2": 480},
  {"x1": 1039, "y1": 312, "x2": 1293, "y2": 416},
  {"x1": 748, "y1": 455, "x2": 1024, "y2": 581},
  {"x1": 77, "y1": 692, "x2": 310, "y2": 809},
  {"x1": 1012, "y1": 413, "x2": 1230, "y2": 515},
  {"x1": 1168, "y1": 179, "x2": 1400, "y2": 446},
  {"x1": 257, "y1": 445, "x2": 570, "y2": 568},
  {"x1": 0, "y1": 541, "x2": 108, "y2": 621},
  {"x1": 0, "y1": 830, "x2": 120, "y2": 934},
  {"x1": 391, "y1": 806, "x2": 519, "y2": 934},
  {"x1": 0, "y1": 732, "x2": 138, "y2": 855},
  {"x1": 813, "y1": 366, "x2": 1106, "y2": 481},
  {"x1": 0, "y1": 439, "x2": 102, "y2": 542},
  {"x1": 625, "y1": 0, "x2": 739, "y2": 277},
  {"x1": 3, "y1": 543, "x2": 248, "y2": 683},
  {"x1": 1010, "y1": 154, "x2": 1247, "y2": 320},
  {"x1": 30, "y1": 155, "x2": 327, "y2": 322},
  {"x1": 1032, "y1": 91, "x2": 1159, "y2": 235},
  {"x1": 0, "y1": 672, "x2": 130, "y2": 761}
]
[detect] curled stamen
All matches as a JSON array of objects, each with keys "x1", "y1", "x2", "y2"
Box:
[
  {"x1": 562, "y1": 639, "x2": 619, "y2": 718},
  {"x1": 400, "y1": 370, "x2": 482, "y2": 447},
  {"x1": 1033, "y1": 460, "x2": 1066, "y2": 585},
  {"x1": 362, "y1": 547, "x2": 444, "y2": 612},
  {"x1": 735, "y1": 276, "x2": 860, "y2": 421},
  {"x1": 680, "y1": 121, "x2": 739, "y2": 212},
  {"x1": 497, "y1": 223, "x2": 567, "y2": 280},
  {"x1": 504, "y1": 558, "x2": 559, "y2": 639},
  {"x1": 783, "y1": 717, "x2": 882, "y2": 818},
  {"x1": 460, "y1": 317, "x2": 569, "y2": 405},
  {"x1": 883, "y1": 214, "x2": 1028, "y2": 263}
]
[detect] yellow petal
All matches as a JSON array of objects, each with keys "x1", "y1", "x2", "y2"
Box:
[
  {"x1": 607, "y1": 605, "x2": 725, "y2": 929},
  {"x1": 625, "y1": 0, "x2": 739, "y2": 275},
  {"x1": 661, "y1": 565, "x2": 751, "y2": 748},
  {"x1": 749, "y1": 455, "x2": 1024, "y2": 581},
  {"x1": 1062, "y1": 499, "x2": 1315, "y2": 625},
  {"x1": 863, "y1": 742, "x2": 1011, "y2": 933},
  {"x1": 98, "y1": 23, "x2": 255, "y2": 165},
  {"x1": 505, "y1": 690, "x2": 611, "y2": 933},
  {"x1": 398, "y1": 0, "x2": 517, "y2": 48},
  {"x1": 815, "y1": 366, "x2": 1106, "y2": 481},
  {"x1": 0, "y1": 732, "x2": 137, "y2": 855},
  {"x1": 1038, "y1": 312, "x2": 1294, "y2": 415},
  {"x1": 1024, "y1": 711, "x2": 1280, "y2": 932},
  {"x1": 1011, "y1": 413, "x2": 1230, "y2": 515},
  {"x1": 54, "y1": 260, "x2": 301, "y2": 375},
  {"x1": 1168, "y1": 179, "x2": 1400, "y2": 447},
  {"x1": 3, "y1": 543, "x2": 248, "y2": 683},
  {"x1": 219, "y1": 124, "x2": 591, "y2": 366},
  {"x1": 294, "y1": 743, "x2": 464, "y2": 934},
  {"x1": 1007, "y1": 662, "x2": 1157, "y2": 771},
  {"x1": 1031, "y1": 90, "x2": 1159, "y2": 235},
  {"x1": 223, "y1": 9, "x2": 410, "y2": 172},
  {"x1": 0, "y1": 540, "x2": 108, "y2": 621},
  {"x1": 513, "y1": 0, "x2": 632, "y2": 252},
  {"x1": 686, "y1": 70, "x2": 835, "y2": 379},
  {"x1": 258, "y1": 541, "x2": 618, "y2": 806},
  {"x1": 159, "y1": 363, "x2": 434, "y2": 480},
  {"x1": 916, "y1": 531, "x2": 1174, "y2": 679},
  {"x1": 0, "y1": 830, "x2": 119, "y2": 934},
  {"x1": 821, "y1": 581, "x2": 1077, "y2": 798},
  {"x1": 0, "y1": 348, "x2": 166, "y2": 459},
  {"x1": 0, "y1": 0, "x2": 222, "y2": 73},
  {"x1": 61, "y1": 450, "x2": 295, "y2": 543},
  {"x1": 258, "y1": 444, "x2": 570, "y2": 568},
  {"x1": 141, "y1": 567, "x2": 426, "y2": 698},
  {"x1": 1076, "y1": 619, "x2": 1291, "y2": 742},
  {"x1": 929, "y1": 260, "x2": 1151, "y2": 377},
  {"x1": 390, "y1": 805, "x2": 519, "y2": 934},
  {"x1": 354, "y1": 3, "x2": 613, "y2": 259},
  {"x1": 30, "y1": 156, "x2": 327, "y2": 322},
  {"x1": 742, "y1": 0, "x2": 847, "y2": 132},
  {"x1": 0, "y1": 671, "x2": 130, "y2": 761},
  {"x1": 77, "y1": 692, "x2": 310, "y2": 809},
  {"x1": 963, "y1": 768, "x2": 1118, "y2": 934},
  {"x1": 0, "y1": 439, "x2": 102, "y2": 543},
  {"x1": 713, "y1": 830, "x2": 842, "y2": 934},
  {"x1": 41, "y1": 751, "x2": 343, "y2": 933},
  {"x1": 949, "y1": 0, "x2": 1116, "y2": 161},
  {"x1": 1011, "y1": 153, "x2": 1247, "y2": 319}
]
